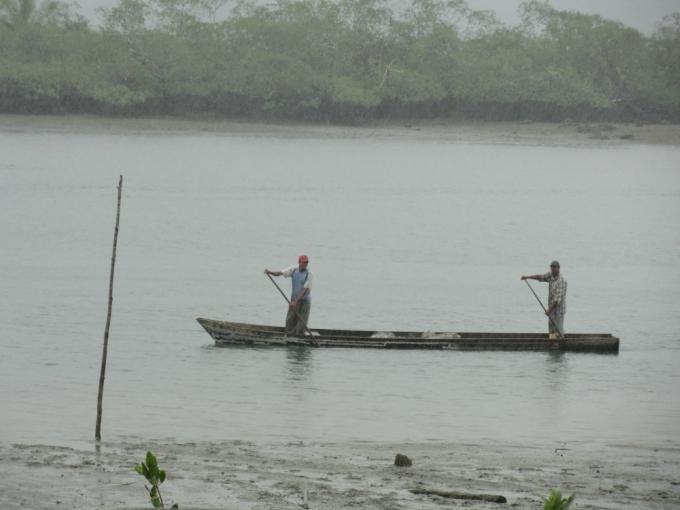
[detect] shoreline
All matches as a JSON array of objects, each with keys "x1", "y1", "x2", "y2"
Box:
[
  {"x1": 1, "y1": 438, "x2": 678, "y2": 509},
  {"x1": 1, "y1": 113, "x2": 680, "y2": 146}
]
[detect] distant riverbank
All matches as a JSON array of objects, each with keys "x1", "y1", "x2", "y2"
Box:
[
  {"x1": 2, "y1": 114, "x2": 680, "y2": 146},
  {"x1": 2, "y1": 1, "x2": 679, "y2": 126}
]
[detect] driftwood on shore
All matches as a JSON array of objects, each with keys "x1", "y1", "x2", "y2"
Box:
[{"x1": 410, "y1": 488, "x2": 507, "y2": 503}]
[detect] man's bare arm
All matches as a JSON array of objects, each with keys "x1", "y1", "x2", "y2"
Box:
[
  {"x1": 521, "y1": 274, "x2": 546, "y2": 281},
  {"x1": 291, "y1": 287, "x2": 309, "y2": 306}
]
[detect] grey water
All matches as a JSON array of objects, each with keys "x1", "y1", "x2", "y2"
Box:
[{"x1": 1, "y1": 120, "x2": 679, "y2": 450}]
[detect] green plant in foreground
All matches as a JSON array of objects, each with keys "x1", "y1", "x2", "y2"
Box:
[
  {"x1": 134, "y1": 451, "x2": 178, "y2": 509},
  {"x1": 544, "y1": 489, "x2": 575, "y2": 510}
]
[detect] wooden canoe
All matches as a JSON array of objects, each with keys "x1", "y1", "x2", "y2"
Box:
[{"x1": 196, "y1": 318, "x2": 620, "y2": 353}]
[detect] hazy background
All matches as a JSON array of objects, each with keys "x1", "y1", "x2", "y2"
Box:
[
  {"x1": 464, "y1": 0, "x2": 679, "y2": 33},
  {"x1": 77, "y1": 0, "x2": 680, "y2": 34}
]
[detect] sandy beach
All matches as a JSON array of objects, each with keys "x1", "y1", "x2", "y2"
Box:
[{"x1": 1, "y1": 439, "x2": 678, "y2": 509}]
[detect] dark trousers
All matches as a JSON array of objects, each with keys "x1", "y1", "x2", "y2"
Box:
[{"x1": 285, "y1": 301, "x2": 311, "y2": 337}]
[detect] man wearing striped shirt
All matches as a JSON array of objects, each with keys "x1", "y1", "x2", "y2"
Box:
[{"x1": 522, "y1": 261, "x2": 567, "y2": 337}]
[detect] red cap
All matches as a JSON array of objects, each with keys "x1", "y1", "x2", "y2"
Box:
[{"x1": 298, "y1": 255, "x2": 309, "y2": 263}]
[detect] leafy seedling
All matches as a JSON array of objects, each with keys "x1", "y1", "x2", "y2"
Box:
[
  {"x1": 544, "y1": 489, "x2": 575, "y2": 510},
  {"x1": 134, "y1": 451, "x2": 178, "y2": 509}
]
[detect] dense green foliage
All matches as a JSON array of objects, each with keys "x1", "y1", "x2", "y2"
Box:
[{"x1": 1, "y1": 0, "x2": 678, "y2": 122}]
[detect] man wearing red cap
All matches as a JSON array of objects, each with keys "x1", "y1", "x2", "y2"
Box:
[{"x1": 265, "y1": 255, "x2": 313, "y2": 336}]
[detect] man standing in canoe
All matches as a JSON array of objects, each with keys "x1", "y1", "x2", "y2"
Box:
[
  {"x1": 521, "y1": 261, "x2": 567, "y2": 338},
  {"x1": 265, "y1": 255, "x2": 313, "y2": 337}
]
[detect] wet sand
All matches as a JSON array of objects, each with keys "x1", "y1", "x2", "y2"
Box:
[
  {"x1": 1, "y1": 439, "x2": 678, "y2": 509},
  {"x1": 1, "y1": 114, "x2": 679, "y2": 146}
]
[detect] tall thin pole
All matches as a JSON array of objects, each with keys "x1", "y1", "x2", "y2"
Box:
[
  {"x1": 96, "y1": 175, "x2": 123, "y2": 441},
  {"x1": 266, "y1": 273, "x2": 319, "y2": 346},
  {"x1": 524, "y1": 279, "x2": 565, "y2": 341}
]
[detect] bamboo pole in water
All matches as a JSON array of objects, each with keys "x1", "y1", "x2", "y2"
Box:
[{"x1": 95, "y1": 175, "x2": 123, "y2": 442}]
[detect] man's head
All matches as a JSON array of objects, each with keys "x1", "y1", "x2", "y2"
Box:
[
  {"x1": 298, "y1": 254, "x2": 309, "y2": 271},
  {"x1": 550, "y1": 260, "x2": 560, "y2": 277}
]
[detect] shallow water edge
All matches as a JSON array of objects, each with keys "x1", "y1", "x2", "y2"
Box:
[{"x1": 2, "y1": 113, "x2": 679, "y2": 146}]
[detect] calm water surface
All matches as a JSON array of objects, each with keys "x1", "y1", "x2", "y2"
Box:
[{"x1": 1, "y1": 120, "x2": 679, "y2": 449}]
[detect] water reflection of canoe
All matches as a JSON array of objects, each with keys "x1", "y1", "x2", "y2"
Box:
[{"x1": 196, "y1": 318, "x2": 620, "y2": 353}]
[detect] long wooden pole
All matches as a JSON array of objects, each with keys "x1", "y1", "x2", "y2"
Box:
[
  {"x1": 524, "y1": 280, "x2": 565, "y2": 341},
  {"x1": 266, "y1": 273, "x2": 319, "y2": 346},
  {"x1": 96, "y1": 175, "x2": 123, "y2": 441}
]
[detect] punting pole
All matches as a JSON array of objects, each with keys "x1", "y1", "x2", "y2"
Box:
[
  {"x1": 266, "y1": 273, "x2": 319, "y2": 347},
  {"x1": 524, "y1": 279, "x2": 565, "y2": 341}
]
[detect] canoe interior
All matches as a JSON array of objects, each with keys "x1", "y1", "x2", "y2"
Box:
[{"x1": 196, "y1": 318, "x2": 620, "y2": 353}]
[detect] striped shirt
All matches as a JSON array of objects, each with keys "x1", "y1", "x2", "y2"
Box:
[{"x1": 541, "y1": 272, "x2": 567, "y2": 315}]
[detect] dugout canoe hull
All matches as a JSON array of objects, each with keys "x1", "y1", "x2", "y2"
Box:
[{"x1": 196, "y1": 318, "x2": 619, "y2": 353}]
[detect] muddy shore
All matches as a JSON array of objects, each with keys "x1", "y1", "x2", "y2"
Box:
[
  {"x1": 1, "y1": 439, "x2": 678, "y2": 509},
  {"x1": 1, "y1": 114, "x2": 679, "y2": 146}
]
